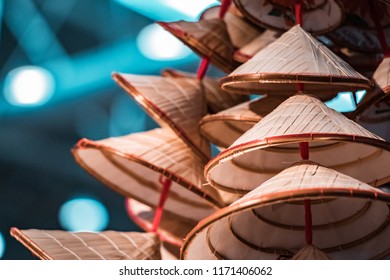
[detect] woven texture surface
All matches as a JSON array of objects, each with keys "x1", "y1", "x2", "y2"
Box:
[
  {"x1": 373, "y1": 57, "x2": 390, "y2": 94},
  {"x1": 233, "y1": 0, "x2": 344, "y2": 34},
  {"x1": 113, "y1": 73, "x2": 211, "y2": 162},
  {"x1": 291, "y1": 245, "x2": 331, "y2": 260},
  {"x1": 10, "y1": 228, "x2": 161, "y2": 260},
  {"x1": 158, "y1": 18, "x2": 238, "y2": 73},
  {"x1": 74, "y1": 128, "x2": 222, "y2": 222}
]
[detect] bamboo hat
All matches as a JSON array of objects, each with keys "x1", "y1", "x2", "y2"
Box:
[
  {"x1": 73, "y1": 128, "x2": 223, "y2": 223},
  {"x1": 201, "y1": 5, "x2": 263, "y2": 49},
  {"x1": 161, "y1": 69, "x2": 248, "y2": 114},
  {"x1": 200, "y1": 95, "x2": 286, "y2": 148},
  {"x1": 205, "y1": 95, "x2": 390, "y2": 195},
  {"x1": 234, "y1": 30, "x2": 280, "y2": 63},
  {"x1": 158, "y1": 18, "x2": 238, "y2": 73},
  {"x1": 112, "y1": 73, "x2": 211, "y2": 163},
  {"x1": 183, "y1": 161, "x2": 390, "y2": 260},
  {"x1": 125, "y1": 198, "x2": 196, "y2": 247},
  {"x1": 10, "y1": 228, "x2": 161, "y2": 260},
  {"x1": 220, "y1": 25, "x2": 372, "y2": 97},
  {"x1": 233, "y1": 0, "x2": 344, "y2": 34}
]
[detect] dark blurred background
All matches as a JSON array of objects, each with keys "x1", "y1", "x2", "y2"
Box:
[{"x1": 0, "y1": 0, "x2": 221, "y2": 259}]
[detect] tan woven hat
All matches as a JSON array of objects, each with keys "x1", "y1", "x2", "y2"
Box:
[
  {"x1": 73, "y1": 128, "x2": 223, "y2": 223},
  {"x1": 112, "y1": 73, "x2": 211, "y2": 163},
  {"x1": 201, "y1": 5, "x2": 263, "y2": 49},
  {"x1": 183, "y1": 161, "x2": 390, "y2": 260},
  {"x1": 234, "y1": 29, "x2": 280, "y2": 63},
  {"x1": 291, "y1": 245, "x2": 331, "y2": 260},
  {"x1": 158, "y1": 18, "x2": 239, "y2": 73},
  {"x1": 200, "y1": 95, "x2": 286, "y2": 148},
  {"x1": 125, "y1": 198, "x2": 196, "y2": 247},
  {"x1": 221, "y1": 25, "x2": 372, "y2": 97},
  {"x1": 161, "y1": 69, "x2": 248, "y2": 114},
  {"x1": 205, "y1": 94, "x2": 390, "y2": 195},
  {"x1": 10, "y1": 228, "x2": 161, "y2": 260},
  {"x1": 233, "y1": 0, "x2": 344, "y2": 34}
]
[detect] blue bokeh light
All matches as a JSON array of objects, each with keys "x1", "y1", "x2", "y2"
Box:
[
  {"x1": 325, "y1": 92, "x2": 357, "y2": 113},
  {"x1": 0, "y1": 231, "x2": 5, "y2": 259},
  {"x1": 59, "y1": 197, "x2": 109, "y2": 232},
  {"x1": 3, "y1": 66, "x2": 55, "y2": 107}
]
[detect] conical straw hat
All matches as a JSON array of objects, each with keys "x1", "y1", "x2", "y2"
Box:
[
  {"x1": 234, "y1": 30, "x2": 280, "y2": 63},
  {"x1": 183, "y1": 161, "x2": 390, "y2": 260},
  {"x1": 73, "y1": 128, "x2": 223, "y2": 223},
  {"x1": 205, "y1": 95, "x2": 390, "y2": 194},
  {"x1": 200, "y1": 5, "x2": 263, "y2": 49},
  {"x1": 161, "y1": 69, "x2": 248, "y2": 114},
  {"x1": 291, "y1": 245, "x2": 331, "y2": 260},
  {"x1": 125, "y1": 198, "x2": 196, "y2": 247},
  {"x1": 233, "y1": 0, "x2": 344, "y2": 34},
  {"x1": 112, "y1": 73, "x2": 211, "y2": 163},
  {"x1": 352, "y1": 57, "x2": 390, "y2": 123},
  {"x1": 200, "y1": 95, "x2": 286, "y2": 148},
  {"x1": 221, "y1": 25, "x2": 372, "y2": 96},
  {"x1": 10, "y1": 228, "x2": 161, "y2": 260},
  {"x1": 158, "y1": 18, "x2": 239, "y2": 73}
]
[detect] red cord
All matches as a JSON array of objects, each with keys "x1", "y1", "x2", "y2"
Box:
[
  {"x1": 304, "y1": 199, "x2": 313, "y2": 245},
  {"x1": 151, "y1": 174, "x2": 172, "y2": 232},
  {"x1": 299, "y1": 141, "x2": 309, "y2": 160},
  {"x1": 219, "y1": 0, "x2": 232, "y2": 18},
  {"x1": 196, "y1": 57, "x2": 210, "y2": 80},
  {"x1": 295, "y1": 0, "x2": 303, "y2": 25}
]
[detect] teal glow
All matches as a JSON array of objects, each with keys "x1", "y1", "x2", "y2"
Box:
[
  {"x1": 356, "y1": 90, "x2": 367, "y2": 103},
  {"x1": 114, "y1": 0, "x2": 219, "y2": 21},
  {"x1": 137, "y1": 24, "x2": 192, "y2": 61},
  {"x1": 325, "y1": 92, "x2": 356, "y2": 113},
  {"x1": 3, "y1": 66, "x2": 55, "y2": 107},
  {"x1": 59, "y1": 197, "x2": 109, "y2": 232},
  {"x1": 0, "y1": 232, "x2": 5, "y2": 259}
]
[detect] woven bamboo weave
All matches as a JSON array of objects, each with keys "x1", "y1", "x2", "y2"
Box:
[
  {"x1": 112, "y1": 73, "x2": 211, "y2": 163},
  {"x1": 233, "y1": 0, "x2": 344, "y2": 34},
  {"x1": 10, "y1": 228, "x2": 161, "y2": 260},
  {"x1": 200, "y1": 95, "x2": 286, "y2": 148},
  {"x1": 183, "y1": 161, "x2": 390, "y2": 260},
  {"x1": 73, "y1": 128, "x2": 223, "y2": 223},
  {"x1": 291, "y1": 245, "x2": 331, "y2": 260},
  {"x1": 221, "y1": 25, "x2": 372, "y2": 96},
  {"x1": 205, "y1": 95, "x2": 390, "y2": 194},
  {"x1": 161, "y1": 69, "x2": 248, "y2": 114},
  {"x1": 158, "y1": 18, "x2": 238, "y2": 73}
]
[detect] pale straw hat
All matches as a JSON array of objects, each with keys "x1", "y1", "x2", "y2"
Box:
[
  {"x1": 10, "y1": 228, "x2": 161, "y2": 260},
  {"x1": 73, "y1": 128, "x2": 223, "y2": 223},
  {"x1": 200, "y1": 95, "x2": 286, "y2": 148},
  {"x1": 234, "y1": 30, "x2": 280, "y2": 63},
  {"x1": 183, "y1": 161, "x2": 390, "y2": 260},
  {"x1": 205, "y1": 95, "x2": 390, "y2": 195},
  {"x1": 112, "y1": 73, "x2": 211, "y2": 163},
  {"x1": 161, "y1": 69, "x2": 248, "y2": 114},
  {"x1": 233, "y1": 0, "x2": 344, "y2": 34},
  {"x1": 221, "y1": 25, "x2": 372, "y2": 97},
  {"x1": 158, "y1": 18, "x2": 238, "y2": 73}
]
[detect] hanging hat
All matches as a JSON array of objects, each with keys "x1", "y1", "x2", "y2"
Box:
[
  {"x1": 221, "y1": 25, "x2": 372, "y2": 97},
  {"x1": 183, "y1": 161, "x2": 390, "y2": 260},
  {"x1": 328, "y1": 0, "x2": 390, "y2": 53},
  {"x1": 200, "y1": 95, "x2": 286, "y2": 148},
  {"x1": 112, "y1": 73, "x2": 211, "y2": 163},
  {"x1": 234, "y1": 30, "x2": 280, "y2": 63},
  {"x1": 205, "y1": 95, "x2": 390, "y2": 194},
  {"x1": 352, "y1": 57, "x2": 390, "y2": 123},
  {"x1": 73, "y1": 128, "x2": 223, "y2": 223},
  {"x1": 10, "y1": 228, "x2": 161, "y2": 260},
  {"x1": 291, "y1": 245, "x2": 331, "y2": 260},
  {"x1": 161, "y1": 69, "x2": 248, "y2": 114},
  {"x1": 233, "y1": 0, "x2": 344, "y2": 34},
  {"x1": 201, "y1": 5, "x2": 263, "y2": 49},
  {"x1": 125, "y1": 198, "x2": 196, "y2": 248},
  {"x1": 158, "y1": 18, "x2": 238, "y2": 73}
]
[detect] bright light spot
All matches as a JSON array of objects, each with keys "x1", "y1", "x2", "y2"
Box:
[
  {"x1": 325, "y1": 92, "x2": 356, "y2": 112},
  {"x1": 3, "y1": 66, "x2": 55, "y2": 106},
  {"x1": 164, "y1": 0, "x2": 220, "y2": 19},
  {"x1": 137, "y1": 24, "x2": 192, "y2": 61},
  {"x1": 59, "y1": 197, "x2": 109, "y2": 232},
  {"x1": 0, "y1": 232, "x2": 5, "y2": 259},
  {"x1": 356, "y1": 90, "x2": 367, "y2": 103}
]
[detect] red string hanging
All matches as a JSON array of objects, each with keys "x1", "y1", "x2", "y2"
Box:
[
  {"x1": 304, "y1": 200, "x2": 313, "y2": 244},
  {"x1": 151, "y1": 174, "x2": 172, "y2": 232},
  {"x1": 295, "y1": 0, "x2": 303, "y2": 25}
]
